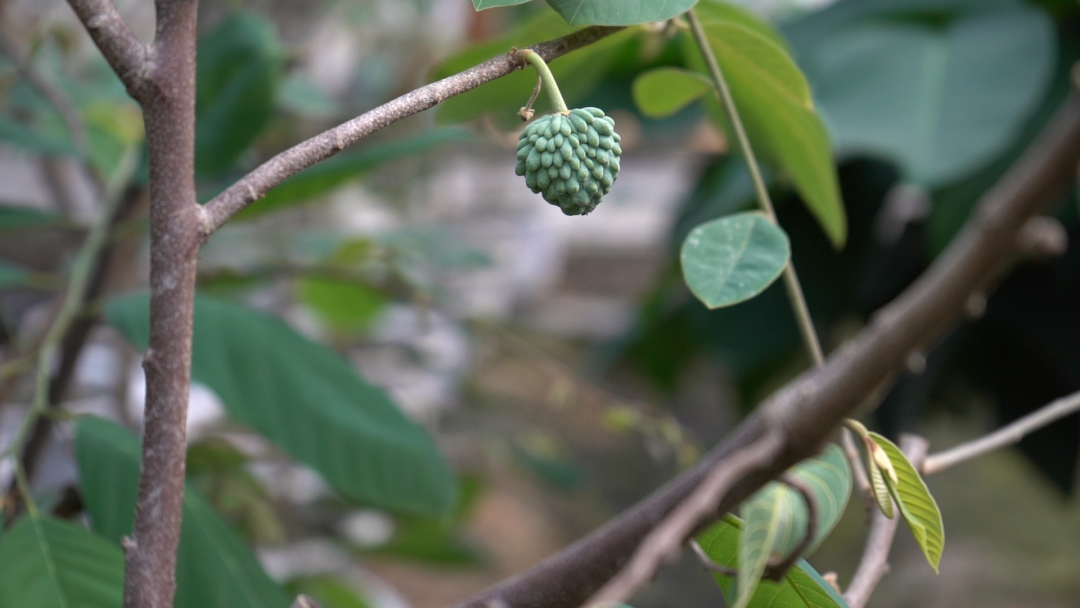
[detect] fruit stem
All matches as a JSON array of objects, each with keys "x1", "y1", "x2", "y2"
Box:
[{"x1": 521, "y1": 49, "x2": 569, "y2": 114}]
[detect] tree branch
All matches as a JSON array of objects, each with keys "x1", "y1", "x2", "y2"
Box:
[
  {"x1": 449, "y1": 94, "x2": 1080, "y2": 608},
  {"x1": 65, "y1": 0, "x2": 148, "y2": 100},
  {"x1": 922, "y1": 389, "x2": 1080, "y2": 475},
  {"x1": 843, "y1": 435, "x2": 928, "y2": 608},
  {"x1": 587, "y1": 431, "x2": 785, "y2": 605},
  {"x1": 199, "y1": 25, "x2": 623, "y2": 237}
]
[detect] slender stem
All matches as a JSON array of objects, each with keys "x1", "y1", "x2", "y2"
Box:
[
  {"x1": 922, "y1": 389, "x2": 1080, "y2": 474},
  {"x1": 2, "y1": 148, "x2": 129, "y2": 519},
  {"x1": 685, "y1": 9, "x2": 824, "y2": 366},
  {"x1": 520, "y1": 49, "x2": 568, "y2": 113}
]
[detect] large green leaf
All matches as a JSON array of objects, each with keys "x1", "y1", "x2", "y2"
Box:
[
  {"x1": 544, "y1": 0, "x2": 698, "y2": 26},
  {"x1": 683, "y1": 22, "x2": 846, "y2": 246},
  {"x1": 230, "y1": 129, "x2": 471, "y2": 219},
  {"x1": 431, "y1": 11, "x2": 637, "y2": 127},
  {"x1": 681, "y1": 212, "x2": 790, "y2": 309},
  {"x1": 735, "y1": 445, "x2": 851, "y2": 608},
  {"x1": 698, "y1": 517, "x2": 849, "y2": 608},
  {"x1": 196, "y1": 12, "x2": 283, "y2": 178},
  {"x1": 793, "y1": 4, "x2": 1053, "y2": 186},
  {"x1": 693, "y1": 0, "x2": 790, "y2": 53},
  {"x1": 0, "y1": 515, "x2": 124, "y2": 608},
  {"x1": 75, "y1": 417, "x2": 292, "y2": 608},
  {"x1": 106, "y1": 294, "x2": 456, "y2": 517},
  {"x1": 632, "y1": 68, "x2": 713, "y2": 118},
  {"x1": 869, "y1": 432, "x2": 944, "y2": 572}
]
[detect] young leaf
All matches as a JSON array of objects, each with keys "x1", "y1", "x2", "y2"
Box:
[
  {"x1": 698, "y1": 518, "x2": 850, "y2": 608},
  {"x1": 632, "y1": 68, "x2": 713, "y2": 118},
  {"x1": 869, "y1": 432, "x2": 944, "y2": 572},
  {"x1": 75, "y1": 417, "x2": 292, "y2": 608},
  {"x1": 682, "y1": 22, "x2": 846, "y2": 247},
  {"x1": 735, "y1": 445, "x2": 851, "y2": 608},
  {"x1": 106, "y1": 294, "x2": 457, "y2": 517},
  {"x1": 0, "y1": 515, "x2": 124, "y2": 608},
  {"x1": 867, "y1": 455, "x2": 894, "y2": 519},
  {"x1": 545, "y1": 0, "x2": 697, "y2": 26},
  {"x1": 195, "y1": 12, "x2": 284, "y2": 178},
  {"x1": 681, "y1": 211, "x2": 790, "y2": 309}
]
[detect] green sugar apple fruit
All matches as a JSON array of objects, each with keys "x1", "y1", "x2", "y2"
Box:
[{"x1": 515, "y1": 107, "x2": 622, "y2": 216}]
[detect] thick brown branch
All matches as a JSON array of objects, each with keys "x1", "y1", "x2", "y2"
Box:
[
  {"x1": 844, "y1": 435, "x2": 928, "y2": 608},
  {"x1": 449, "y1": 95, "x2": 1080, "y2": 608},
  {"x1": 65, "y1": 0, "x2": 148, "y2": 100},
  {"x1": 587, "y1": 431, "x2": 784, "y2": 605},
  {"x1": 121, "y1": 0, "x2": 201, "y2": 607},
  {"x1": 199, "y1": 25, "x2": 623, "y2": 237}
]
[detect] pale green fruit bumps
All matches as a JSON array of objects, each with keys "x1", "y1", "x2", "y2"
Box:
[{"x1": 514, "y1": 107, "x2": 622, "y2": 216}]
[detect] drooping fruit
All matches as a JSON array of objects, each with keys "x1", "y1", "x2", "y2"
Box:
[{"x1": 515, "y1": 107, "x2": 622, "y2": 216}]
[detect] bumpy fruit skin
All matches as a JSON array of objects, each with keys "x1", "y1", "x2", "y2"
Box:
[{"x1": 515, "y1": 107, "x2": 622, "y2": 216}]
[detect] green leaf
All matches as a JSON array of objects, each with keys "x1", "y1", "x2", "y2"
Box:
[
  {"x1": 735, "y1": 445, "x2": 851, "y2": 608},
  {"x1": 544, "y1": 0, "x2": 698, "y2": 26},
  {"x1": 797, "y1": 6, "x2": 1054, "y2": 186},
  {"x1": 298, "y1": 277, "x2": 386, "y2": 333},
  {"x1": 0, "y1": 205, "x2": 62, "y2": 231},
  {"x1": 0, "y1": 261, "x2": 29, "y2": 288},
  {"x1": 472, "y1": 0, "x2": 534, "y2": 9},
  {"x1": 368, "y1": 476, "x2": 487, "y2": 566},
  {"x1": 0, "y1": 515, "x2": 125, "y2": 608},
  {"x1": 106, "y1": 294, "x2": 457, "y2": 517},
  {"x1": 230, "y1": 129, "x2": 471, "y2": 219},
  {"x1": 431, "y1": 11, "x2": 637, "y2": 126},
  {"x1": 867, "y1": 454, "x2": 894, "y2": 519},
  {"x1": 75, "y1": 417, "x2": 292, "y2": 608},
  {"x1": 697, "y1": 518, "x2": 850, "y2": 608},
  {"x1": 196, "y1": 12, "x2": 283, "y2": 178},
  {"x1": 632, "y1": 68, "x2": 713, "y2": 118},
  {"x1": 693, "y1": 0, "x2": 790, "y2": 53},
  {"x1": 868, "y1": 432, "x2": 944, "y2": 572},
  {"x1": 681, "y1": 211, "x2": 790, "y2": 309},
  {"x1": 693, "y1": 22, "x2": 846, "y2": 246}
]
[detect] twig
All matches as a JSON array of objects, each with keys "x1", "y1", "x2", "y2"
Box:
[
  {"x1": 922, "y1": 390, "x2": 1080, "y2": 475},
  {"x1": 199, "y1": 25, "x2": 623, "y2": 236},
  {"x1": 843, "y1": 435, "x2": 928, "y2": 608},
  {"x1": 684, "y1": 8, "x2": 824, "y2": 366},
  {"x1": 685, "y1": 7, "x2": 875, "y2": 505},
  {"x1": 64, "y1": 0, "x2": 148, "y2": 100},
  {"x1": 586, "y1": 431, "x2": 785, "y2": 605},
  {"x1": 450, "y1": 94, "x2": 1080, "y2": 608}
]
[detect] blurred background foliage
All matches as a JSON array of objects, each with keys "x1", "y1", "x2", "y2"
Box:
[{"x1": 0, "y1": 0, "x2": 1078, "y2": 607}]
